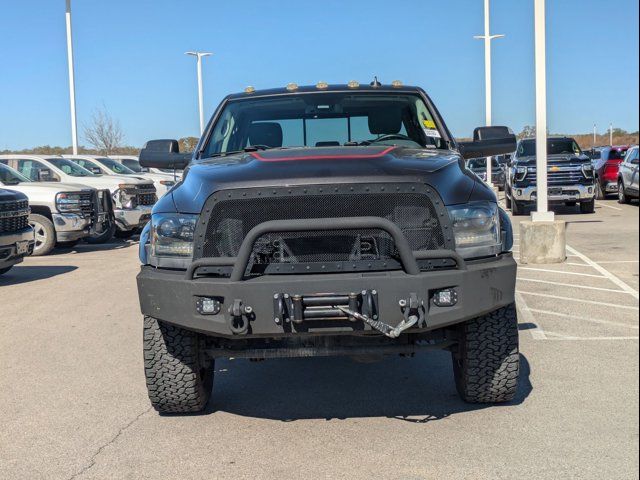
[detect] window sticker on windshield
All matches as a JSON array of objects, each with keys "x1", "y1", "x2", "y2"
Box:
[
  {"x1": 422, "y1": 120, "x2": 436, "y2": 129},
  {"x1": 422, "y1": 127, "x2": 441, "y2": 138}
]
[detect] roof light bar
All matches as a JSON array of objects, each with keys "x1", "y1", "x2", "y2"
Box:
[
  {"x1": 316, "y1": 81, "x2": 329, "y2": 90},
  {"x1": 244, "y1": 86, "x2": 256, "y2": 94},
  {"x1": 286, "y1": 83, "x2": 299, "y2": 91},
  {"x1": 347, "y1": 80, "x2": 360, "y2": 89}
]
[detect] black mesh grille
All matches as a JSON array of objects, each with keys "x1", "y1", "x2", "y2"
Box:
[
  {"x1": 198, "y1": 189, "x2": 448, "y2": 270},
  {"x1": 0, "y1": 200, "x2": 30, "y2": 234}
]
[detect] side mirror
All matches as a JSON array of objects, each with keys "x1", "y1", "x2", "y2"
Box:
[
  {"x1": 37, "y1": 169, "x2": 54, "y2": 182},
  {"x1": 139, "y1": 139, "x2": 192, "y2": 170},
  {"x1": 90, "y1": 167, "x2": 102, "y2": 175},
  {"x1": 458, "y1": 126, "x2": 517, "y2": 160}
]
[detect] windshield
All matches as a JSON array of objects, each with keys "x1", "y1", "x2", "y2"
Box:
[
  {"x1": 468, "y1": 157, "x2": 500, "y2": 169},
  {"x1": 608, "y1": 148, "x2": 628, "y2": 160},
  {"x1": 518, "y1": 139, "x2": 582, "y2": 157},
  {"x1": 96, "y1": 158, "x2": 136, "y2": 174},
  {"x1": 202, "y1": 92, "x2": 445, "y2": 158},
  {"x1": 47, "y1": 158, "x2": 96, "y2": 177},
  {"x1": 0, "y1": 163, "x2": 31, "y2": 185}
]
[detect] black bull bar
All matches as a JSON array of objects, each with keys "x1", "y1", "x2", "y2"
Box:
[{"x1": 186, "y1": 216, "x2": 467, "y2": 281}]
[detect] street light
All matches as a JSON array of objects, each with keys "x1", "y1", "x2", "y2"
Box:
[
  {"x1": 65, "y1": 0, "x2": 79, "y2": 155},
  {"x1": 609, "y1": 123, "x2": 613, "y2": 146},
  {"x1": 185, "y1": 51, "x2": 212, "y2": 135},
  {"x1": 474, "y1": 0, "x2": 505, "y2": 187}
]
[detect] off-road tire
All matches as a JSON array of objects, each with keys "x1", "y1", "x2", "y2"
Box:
[
  {"x1": 618, "y1": 180, "x2": 630, "y2": 204},
  {"x1": 29, "y1": 214, "x2": 56, "y2": 256},
  {"x1": 580, "y1": 198, "x2": 596, "y2": 213},
  {"x1": 0, "y1": 266, "x2": 13, "y2": 275},
  {"x1": 452, "y1": 304, "x2": 520, "y2": 403},
  {"x1": 143, "y1": 316, "x2": 214, "y2": 413}
]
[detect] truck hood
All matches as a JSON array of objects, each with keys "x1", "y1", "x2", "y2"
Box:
[
  {"x1": 0, "y1": 187, "x2": 28, "y2": 203},
  {"x1": 2, "y1": 182, "x2": 96, "y2": 196},
  {"x1": 167, "y1": 146, "x2": 485, "y2": 214},
  {"x1": 66, "y1": 174, "x2": 154, "y2": 191},
  {"x1": 516, "y1": 153, "x2": 591, "y2": 166}
]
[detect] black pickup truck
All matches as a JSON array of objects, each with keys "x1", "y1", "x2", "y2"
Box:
[
  {"x1": 505, "y1": 137, "x2": 596, "y2": 215},
  {"x1": 0, "y1": 188, "x2": 34, "y2": 275},
  {"x1": 137, "y1": 83, "x2": 519, "y2": 413}
]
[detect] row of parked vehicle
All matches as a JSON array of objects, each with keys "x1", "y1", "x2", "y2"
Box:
[
  {"x1": 466, "y1": 138, "x2": 639, "y2": 215},
  {"x1": 0, "y1": 154, "x2": 180, "y2": 272}
]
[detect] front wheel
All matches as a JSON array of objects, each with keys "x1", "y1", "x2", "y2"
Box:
[
  {"x1": 452, "y1": 304, "x2": 520, "y2": 403},
  {"x1": 580, "y1": 198, "x2": 596, "y2": 214},
  {"x1": 595, "y1": 180, "x2": 605, "y2": 200},
  {"x1": 29, "y1": 214, "x2": 56, "y2": 256},
  {"x1": 143, "y1": 316, "x2": 214, "y2": 414},
  {"x1": 618, "y1": 180, "x2": 630, "y2": 204},
  {"x1": 86, "y1": 219, "x2": 116, "y2": 244}
]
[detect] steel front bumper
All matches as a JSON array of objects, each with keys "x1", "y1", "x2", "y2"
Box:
[
  {"x1": 114, "y1": 205, "x2": 153, "y2": 231},
  {"x1": 0, "y1": 227, "x2": 35, "y2": 269},
  {"x1": 52, "y1": 213, "x2": 93, "y2": 242},
  {"x1": 512, "y1": 184, "x2": 595, "y2": 202},
  {"x1": 138, "y1": 253, "x2": 516, "y2": 338}
]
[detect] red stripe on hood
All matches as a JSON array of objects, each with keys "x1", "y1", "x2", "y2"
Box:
[{"x1": 250, "y1": 146, "x2": 397, "y2": 162}]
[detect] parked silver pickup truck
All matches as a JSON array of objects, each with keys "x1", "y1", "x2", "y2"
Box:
[
  {"x1": 0, "y1": 162, "x2": 100, "y2": 255},
  {"x1": 0, "y1": 188, "x2": 34, "y2": 275}
]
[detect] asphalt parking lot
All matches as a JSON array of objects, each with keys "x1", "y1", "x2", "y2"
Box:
[{"x1": 1, "y1": 198, "x2": 638, "y2": 480}]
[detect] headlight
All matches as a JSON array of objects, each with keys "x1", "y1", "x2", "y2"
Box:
[
  {"x1": 113, "y1": 184, "x2": 138, "y2": 210},
  {"x1": 515, "y1": 166, "x2": 528, "y2": 181},
  {"x1": 55, "y1": 192, "x2": 83, "y2": 213},
  {"x1": 447, "y1": 202, "x2": 501, "y2": 259},
  {"x1": 581, "y1": 164, "x2": 594, "y2": 179},
  {"x1": 151, "y1": 213, "x2": 197, "y2": 257}
]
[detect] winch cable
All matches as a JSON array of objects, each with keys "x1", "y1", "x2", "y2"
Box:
[{"x1": 335, "y1": 306, "x2": 418, "y2": 338}]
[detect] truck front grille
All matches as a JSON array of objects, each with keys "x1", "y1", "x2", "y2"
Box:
[
  {"x1": 137, "y1": 187, "x2": 157, "y2": 206},
  {"x1": 79, "y1": 191, "x2": 95, "y2": 217},
  {"x1": 525, "y1": 167, "x2": 590, "y2": 186},
  {"x1": 194, "y1": 184, "x2": 453, "y2": 275},
  {"x1": 0, "y1": 199, "x2": 30, "y2": 234}
]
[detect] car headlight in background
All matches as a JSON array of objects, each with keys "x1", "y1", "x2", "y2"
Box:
[
  {"x1": 113, "y1": 184, "x2": 139, "y2": 210},
  {"x1": 151, "y1": 213, "x2": 197, "y2": 257},
  {"x1": 515, "y1": 166, "x2": 528, "y2": 181},
  {"x1": 581, "y1": 164, "x2": 594, "y2": 179},
  {"x1": 55, "y1": 192, "x2": 83, "y2": 213},
  {"x1": 447, "y1": 201, "x2": 501, "y2": 259}
]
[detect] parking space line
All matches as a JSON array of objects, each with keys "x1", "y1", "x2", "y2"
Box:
[
  {"x1": 566, "y1": 245, "x2": 640, "y2": 300},
  {"x1": 540, "y1": 333, "x2": 639, "y2": 341},
  {"x1": 596, "y1": 201, "x2": 623, "y2": 211},
  {"x1": 517, "y1": 277, "x2": 630, "y2": 294},
  {"x1": 518, "y1": 267, "x2": 606, "y2": 278},
  {"x1": 565, "y1": 262, "x2": 594, "y2": 267},
  {"x1": 529, "y1": 308, "x2": 639, "y2": 330},
  {"x1": 517, "y1": 291, "x2": 639, "y2": 311},
  {"x1": 515, "y1": 292, "x2": 547, "y2": 340},
  {"x1": 597, "y1": 260, "x2": 639, "y2": 264}
]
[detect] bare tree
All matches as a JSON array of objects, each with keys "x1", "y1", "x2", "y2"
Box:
[{"x1": 83, "y1": 107, "x2": 124, "y2": 155}]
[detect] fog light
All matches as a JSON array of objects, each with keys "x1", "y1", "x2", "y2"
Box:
[
  {"x1": 196, "y1": 297, "x2": 221, "y2": 315},
  {"x1": 517, "y1": 189, "x2": 523, "y2": 196},
  {"x1": 433, "y1": 289, "x2": 458, "y2": 307},
  {"x1": 588, "y1": 187, "x2": 593, "y2": 194}
]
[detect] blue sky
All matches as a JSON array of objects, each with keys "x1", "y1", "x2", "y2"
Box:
[{"x1": 1, "y1": 0, "x2": 638, "y2": 150}]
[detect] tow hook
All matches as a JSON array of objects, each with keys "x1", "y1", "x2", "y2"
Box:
[
  {"x1": 336, "y1": 293, "x2": 424, "y2": 339},
  {"x1": 228, "y1": 299, "x2": 252, "y2": 335}
]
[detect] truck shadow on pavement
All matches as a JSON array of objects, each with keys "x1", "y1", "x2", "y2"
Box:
[
  {"x1": 201, "y1": 352, "x2": 532, "y2": 422},
  {"x1": 0, "y1": 265, "x2": 78, "y2": 286}
]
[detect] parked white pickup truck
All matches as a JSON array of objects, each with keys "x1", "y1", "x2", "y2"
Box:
[
  {"x1": 109, "y1": 155, "x2": 182, "y2": 184},
  {"x1": 0, "y1": 155, "x2": 157, "y2": 241},
  {"x1": 0, "y1": 162, "x2": 100, "y2": 255},
  {"x1": 65, "y1": 155, "x2": 176, "y2": 197}
]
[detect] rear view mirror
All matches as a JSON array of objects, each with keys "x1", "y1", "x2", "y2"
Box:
[
  {"x1": 139, "y1": 139, "x2": 192, "y2": 170},
  {"x1": 90, "y1": 167, "x2": 102, "y2": 174},
  {"x1": 458, "y1": 126, "x2": 517, "y2": 160},
  {"x1": 37, "y1": 169, "x2": 56, "y2": 182}
]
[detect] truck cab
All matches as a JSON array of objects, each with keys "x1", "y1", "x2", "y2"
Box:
[
  {"x1": 505, "y1": 137, "x2": 596, "y2": 215},
  {"x1": 136, "y1": 82, "x2": 519, "y2": 413}
]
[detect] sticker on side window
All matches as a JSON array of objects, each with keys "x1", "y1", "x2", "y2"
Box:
[
  {"x1": 422, "y1": 120, "x2": 436, "y2": 129},
  {"x1": 422, "y1": 128, "x2": 441, "y2": 138}
]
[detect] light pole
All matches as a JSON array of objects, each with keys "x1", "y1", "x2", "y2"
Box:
[
  {"x1": 609, "y1": 123, "x2": 613, "y2": 146},
  {"x1": 532, "y1": 0, "x2": 553, "y2": 222},
  {"x1": 185, "y1": 51, "x2": 212, "y2": 135},
  {"x1": 474, "y1": 0, "x2": 504, "y2": 186},
  {"x1": 65, "y1": 0, "x2": 79, "y2": 154},
  {"x1": 593, "y1": 124, "x2": 597, "y2": 148}
]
